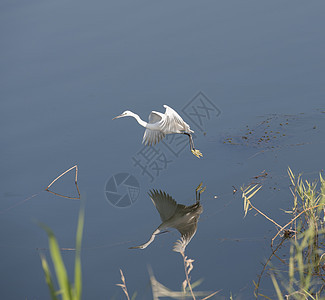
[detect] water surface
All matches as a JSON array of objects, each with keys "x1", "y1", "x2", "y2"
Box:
[{"x1": 1, "y1": 1, "x2": 325, "y2": 299}]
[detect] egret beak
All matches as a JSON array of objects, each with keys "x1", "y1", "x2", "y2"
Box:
[
  {"x1": 129, "y1": 245, "x2": 143, "y2": 249},
  {"x1": 112, "y1": 114, "x2": 123, "y2": 120}
]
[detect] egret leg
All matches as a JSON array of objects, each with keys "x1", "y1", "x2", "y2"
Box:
[
  {"x1": 196, "y1": 183, "x2": 202, "y2": 202},
  {"x1": 195, "y1": 183, "x2": 206, "y2": 203},
  {"x1": 184, "y1": 133, "x2": 203, "y2": 158},
  {"x1": 184, "y1": 133, "x2": 194, "y2": 150}
]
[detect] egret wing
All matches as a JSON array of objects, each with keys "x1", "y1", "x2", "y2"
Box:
[
  {"x1": 142, "y1": 111, "x2": 166, "y2": 145},
  {"x1": 148, "y1": 111, "x2": 163, "y2": 124},
  {"x1": 142, "y1": 129, "x2": 165, "y2": 145},
  {"x1": 173, "y1": 221, "x2": 198, "y2": 253},
  {"x1": 176, "y1": 219, "x2": 198, "y2": 238},
  {"x1": 149, "y1": 190, "x2": 184, "y2": 222},
  {"x1": 173, "y1": 234, "x2": 194, "y2": 253},
  {"x1": 163, "y1": 105, "x2": 183, "y2": 122},
  {"x1": 163, "y1": 105, "x2": 191, "y2": 133}
]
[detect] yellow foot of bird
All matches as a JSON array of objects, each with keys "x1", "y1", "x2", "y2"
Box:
[
  {"x1": 196, "y1": 182, "x2": 206, "y2": 193},
  {"x1": 191, "y1": 149, "x2": 203, "y2": 158}
]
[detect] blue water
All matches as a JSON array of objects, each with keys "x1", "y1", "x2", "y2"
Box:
[{"x1": 1, "y1": 1, "x2": 325, "y2": 299}]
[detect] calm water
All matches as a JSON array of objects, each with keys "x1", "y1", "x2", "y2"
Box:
[{"x1": 1, "y1": 1, "x2": 325, "y2": 299}]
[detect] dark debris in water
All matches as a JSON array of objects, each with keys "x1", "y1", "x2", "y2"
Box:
[{"x1": 223, "y1": 112, "x2": 324, "y2": 150}]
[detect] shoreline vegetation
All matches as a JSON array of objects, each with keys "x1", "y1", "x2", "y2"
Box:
[
  {"x1": 39, "y1": 166, "x2": 325, "y2": 299},
  {"x1": 242, "y1": 168, "x2": 325, "y2": 299}
]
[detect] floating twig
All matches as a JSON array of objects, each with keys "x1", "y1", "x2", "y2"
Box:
[{"x1": 45, "y1": 165, "x2": 80, "y2": 200}]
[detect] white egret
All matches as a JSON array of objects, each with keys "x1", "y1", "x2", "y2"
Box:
[
  {"x1": 129, "y1": 185, "x2": 204, "y2": 253},
  {"x1": 112, "y1": 105, "x2": 202, "y2": 158}
]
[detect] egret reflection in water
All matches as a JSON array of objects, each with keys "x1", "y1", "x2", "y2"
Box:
[{"x1": 130, "y1": 183, "x2": 205, "y2": 253}]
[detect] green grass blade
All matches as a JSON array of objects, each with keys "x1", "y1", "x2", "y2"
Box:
[
  {"x1": 289, "y1": 244, "x2": 294, "y2": 291},
  {"x1": 187, "y1": 278, "x2": 203, "y2": 290},
  {"x1": 40, "y1": 254, "x2": 58, "y2": 300},
  {"x1": 40, "y1": 223, "x2": 72, "y2": 300},
  {"x1": 74, "y1": 198, "x2": 85, "y2": 300},
  {"x1": 131, "y1": 291, "x2": 138, "y2": 300},
  {"x1": 270, "y1": 274, "x2": 284, "y2": 300},
  {"x1": 258, "y1": 293, "x2": 273, "y2": 300},
  {"x1": 288, "y1": 167, "x2": 295, "y2": 186}
]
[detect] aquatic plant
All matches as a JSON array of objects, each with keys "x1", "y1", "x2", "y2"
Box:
[
  {"x1": 242, "y1": 168, "x2": 325, "y2": 299},
  {"x1": 39, "y1": 199, "x2": 84, "y2": 300}
]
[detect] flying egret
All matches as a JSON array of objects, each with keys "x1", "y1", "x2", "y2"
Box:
[
  {"x1": 112, "y1": 105, "x2": 202, "y2": 158},
  {"x1": 129, "y1": 183, "x2": 205, "y2": 253}
]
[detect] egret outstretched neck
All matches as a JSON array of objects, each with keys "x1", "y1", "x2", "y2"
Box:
[{"x1": 128, "y1": 111, "x2": 148, "y2": 128}]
